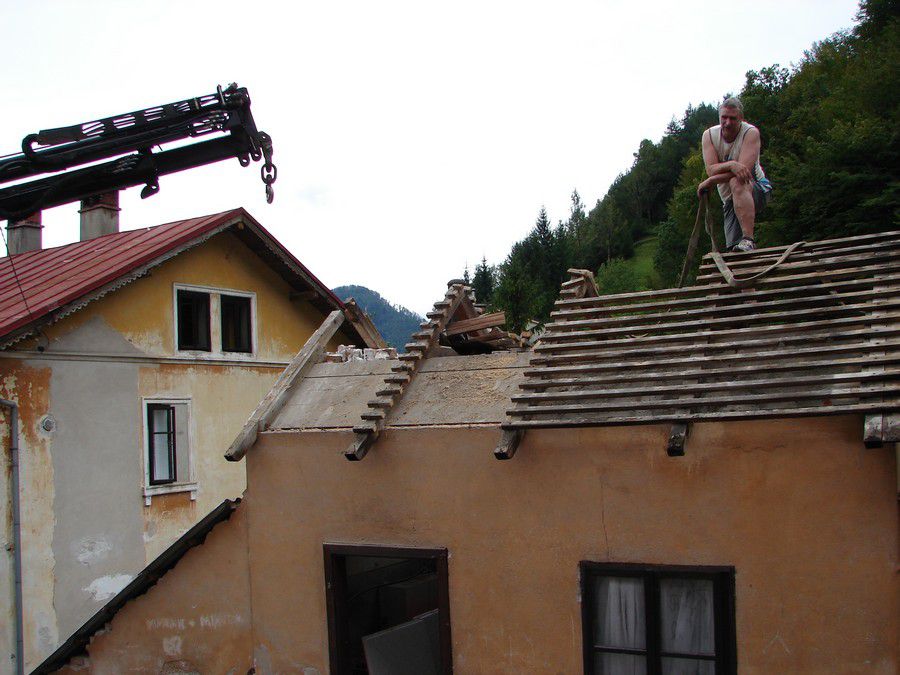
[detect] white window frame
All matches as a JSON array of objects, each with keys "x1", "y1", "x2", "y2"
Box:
[
  {"x1": 142, "y1": 397, "x2": 196, "y2": 505},
  {"x1": 173, "y1": 283, "x2": 257, "y2": 360}
]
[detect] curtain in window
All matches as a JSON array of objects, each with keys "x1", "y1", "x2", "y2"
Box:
[
  {"x1": 592, "y1": 577, "x2": 646, "y2": 674},
  {"x1": 660, "y1": 578, "x2": 715, "y2": 675}
]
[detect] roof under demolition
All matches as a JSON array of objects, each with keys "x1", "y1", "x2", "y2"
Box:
[
  {"x1": 255, "y1": 229, "x2": 900, "y2": 457},
  {"x1": 0, "y1": 207, "x2": 360, "y2": 348}
]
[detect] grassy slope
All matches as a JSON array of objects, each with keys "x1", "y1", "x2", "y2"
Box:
[{"x1": 623, "y1": 235, "x2": 660, "y2": 290}]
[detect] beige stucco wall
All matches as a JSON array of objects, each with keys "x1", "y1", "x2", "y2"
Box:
[
  {"x1": 242, "y1": 419, "x2": 897, "y2": 674},
  {"x1": 0, "y1": 228, "x2": 352, "y2": 670},
  {"x1": 62, "y1": 414, "x2": 898, "y2": 673}
]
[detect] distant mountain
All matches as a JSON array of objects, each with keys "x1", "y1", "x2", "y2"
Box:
[{"x1": 333, "y1": 285, "x2": 423, "y2": 351}]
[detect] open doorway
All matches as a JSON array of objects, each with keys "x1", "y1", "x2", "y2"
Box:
[{"x1": 323, "y1": 544, "x2": 452, "y2": 674}]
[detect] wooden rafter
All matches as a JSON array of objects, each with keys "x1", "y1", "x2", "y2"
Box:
[{"x1": 345, "y1": 284, "x2": 470, "y2": 461}]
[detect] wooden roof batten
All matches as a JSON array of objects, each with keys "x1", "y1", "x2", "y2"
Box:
[
  {"x1": 495, "y1": 268, "x2": 599, "y2": 459},
  {"x1": 345, "y1": 283, "x2": 473, "y2": 461},
  {"x1": 496, "y1": 232, "x2": 900, "y2": 459}
]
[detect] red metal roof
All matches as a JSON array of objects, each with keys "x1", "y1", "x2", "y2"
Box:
[{"x1": 0, "y1": 207, "x2": 343, "y2": 344}]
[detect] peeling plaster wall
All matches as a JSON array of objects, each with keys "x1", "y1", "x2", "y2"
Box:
[
  {"x1": 137, "y1": 362, "x2": 274, "y2": 563},
  {"x1": 49, "y1": 356, "x2": 145, "y2": 645},
  {"x1": 56, "y1": 504, "x2": 253, "y2": 675},
  {"x1": 2, "y1": 228, "x2": 344, "y2": 669},
  {"x1": 0, "y1": 360, "x2": 57, "y2": 668}
]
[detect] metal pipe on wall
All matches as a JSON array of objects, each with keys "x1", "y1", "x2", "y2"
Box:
[{"x1": 0, "y1": 399, "x2": 24, "y2": 675}]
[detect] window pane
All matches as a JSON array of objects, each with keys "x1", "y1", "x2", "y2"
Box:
[
  {"x1": 152, "y1": 433, "x2": 173, "y2": 482},
  {"x1": 149, "y1": 405, "x2": 175, "y2": 484},
  {"x1": 151, "y1": 407, "x2": 169, "y2": 430},
  {"x1": 221, "y1": 294, "x2": 252, "y2": 353},
  {"x1": 592, "y1": 577, "x2": 646, "y2": 650},
  {"x1": 177, "y1": 290, "x2": 210, "y2": 351},
  {"x1": 661, "y1": 657, "x2": 715, "y2": 675},
  {"x1": 660, "y1": 578, "x2": 715, "y2": 656},
  {"x1": 594, "y1": 652, "x2": 647, "y2": 675}
]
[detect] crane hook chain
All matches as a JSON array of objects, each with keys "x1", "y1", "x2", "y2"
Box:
[{"x1": 258, "y1": 132, "x2": 277, "y2": 204}]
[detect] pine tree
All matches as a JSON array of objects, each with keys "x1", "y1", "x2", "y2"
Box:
[{"x1": 472, "y1": 256, "x2": 495, "y2": 305}]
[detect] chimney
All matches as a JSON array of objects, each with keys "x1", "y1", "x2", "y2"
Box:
[
  {"x1": 79, "y1": 192, "x2": 120, "y2": 241},
  {"x1": 6, "y1": 212, "x2": 43, "y2": 255}
]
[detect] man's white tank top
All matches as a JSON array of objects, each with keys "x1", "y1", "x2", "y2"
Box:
[{"x1": 708, "y1": 121, "x2": 766, "y2": 202}]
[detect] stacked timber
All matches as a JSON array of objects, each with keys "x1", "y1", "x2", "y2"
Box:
[{"x1": 502, "y1": 230, "x2": 900, "y2": 430}]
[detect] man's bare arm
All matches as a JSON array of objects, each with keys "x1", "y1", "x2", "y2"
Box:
[
  {"x1": 701, "y1": 128, "x2": 755, "y2": 182},
  {"x1": 735, "y1": 126, "x2": 760, "y2": 174},
  {"x1": 697, "y1": 173, "x2": 734, "y2": 196}
]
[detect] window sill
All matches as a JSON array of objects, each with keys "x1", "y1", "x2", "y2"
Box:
[
  {"x1": 143, "y1": 482, "x2": 198, "y2": 506},
  {"x1": 176, "y1": 350, "x2": 257, "y2": 362}
]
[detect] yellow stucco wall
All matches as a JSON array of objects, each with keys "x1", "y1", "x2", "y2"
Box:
[{"x1": 37, "y1": 230, "x2": 332, "y2": 360}]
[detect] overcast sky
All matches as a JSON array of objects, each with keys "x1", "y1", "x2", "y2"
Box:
[{"x1": 3, "y1": 0, "x2": 861, "y2": 314}]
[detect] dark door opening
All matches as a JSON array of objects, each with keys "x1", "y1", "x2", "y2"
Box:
[{"x1": 324, "y1": 544, "x2": 452, "y2": 675}]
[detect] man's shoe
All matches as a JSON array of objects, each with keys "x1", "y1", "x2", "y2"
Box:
[{"x1": 733, "y1": 237, "x2": 757, "y2": 252}]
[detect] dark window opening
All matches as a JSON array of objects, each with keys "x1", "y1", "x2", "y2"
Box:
[
  {"x1": 147, "y1": 403, "x2": 176, "y2": 485},
  {"x1": 581, "y1": 563, "x2": 736, "y2": 675},
  {"x1": 177, "y1": 290, "x2": 210, "y2": 351},
  {"x1": 324, "y1": 544, "x2": 452, "y2": 675},
  {"x1": 221, "y1": 294, "x2": 252, "y2": 353}
]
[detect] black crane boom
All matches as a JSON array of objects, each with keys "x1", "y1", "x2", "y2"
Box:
[{"x1": 0, "y1": 83, "x2": 276, "y2": 221}]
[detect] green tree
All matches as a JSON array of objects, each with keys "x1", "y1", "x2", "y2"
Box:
[
  {"x1": 494, "y1": 253, "x2": 539, "y2": 332},
  {"x1": 596, "y1": 258, "x2": 641, "y2": 295},
  {"x1": 472, "y1": 256, "x2": 495, "y2": 306}
]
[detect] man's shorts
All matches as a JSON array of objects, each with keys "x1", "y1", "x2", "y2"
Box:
[{"x1": 723, "y1": 180, "x2": 772, "y2": 249}]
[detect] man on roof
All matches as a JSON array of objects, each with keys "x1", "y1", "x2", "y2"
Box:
[{"x1": 698, "y1": 96, "x2": 772, "y2": 252}]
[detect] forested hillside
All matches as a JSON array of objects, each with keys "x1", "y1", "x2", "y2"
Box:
[
  {"x1": 473, "y1": 0, "x2": 898, "y2": 331},
  {"x1": 333, "y1": 285, "x2": 423, "y2": 350}
]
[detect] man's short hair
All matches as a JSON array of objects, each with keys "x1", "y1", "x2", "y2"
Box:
[{"x1": 720, "y1": 97, "x2": 744, "y2": 115}]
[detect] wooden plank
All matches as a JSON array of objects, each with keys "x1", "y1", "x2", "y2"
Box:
[
  {"x1": 225, "y1": 309, "x2": 345, "y2": 461},
  {"x1": 535, "y1": 313, "x2": 900, "y2": 356},
  {"x1": 506, "y1": 383, "x2": 897, "y2": 417},
  {"x1": 533, "y1": 328, "x2": 900, "y2": 369},
  {"x1": 520, "y1": 352, "x2": 900, "y2": 388},
  {"x1": 551, "y1": 260, "x2": 900, "y2": 310},
  {"x1": 367, "y1": 398, "x2": 393, "y2": 409},
  {"x1": 341, "y1": 298, "x2": 388, "y2": 349},
  {"x1": 345, "y1": 433, "x2": 375, "y2": 461},
  {"x1": 700, "y1": 229, "x2": 900, "y2": 258},
  {"x1": 667, "y1": 423, "x2": 689, "y2": 456},
  {"x1": 864, "y1": 413, "x2": 885, "y2": 448},
  {"x1": 494, "y1": 429, "x2": 524, "y2": 460},
  {"x1": 695, "y1": 248, "x2": 900, "y2": 283},
  {"x1": 521, "y1": 340, "x2": 900, "y2": 387},
  {"x1": 547, "y1": 286, "x2": 897, "y2": 333},
  {"x1": 540, "y1": 298, "x2": 900, "y2": 344},
  {"x1": 501, "y1": 400, "x2": 900, "y2": 429},
  {"x1": 697, "y1": 237, "x2": 900, "y2": 272},
  {"x1": 444, "y1": 311, "x2": 506, "y2": 336},
  {"x1": 697, "y1": 238, "x2": 900, "y2": 274},
  {"x1": 512, "y1": 370, "x2": 900, "y2": 403},
  {"x1": 551, "y1": 273, "x2": 900, "y2": 321},
  {"x1": 551, "y1": 277, "x2": 900, "y2": 324},
  {"x1": 534, "y1": 324, "x2": 900, "y2": 364}
]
